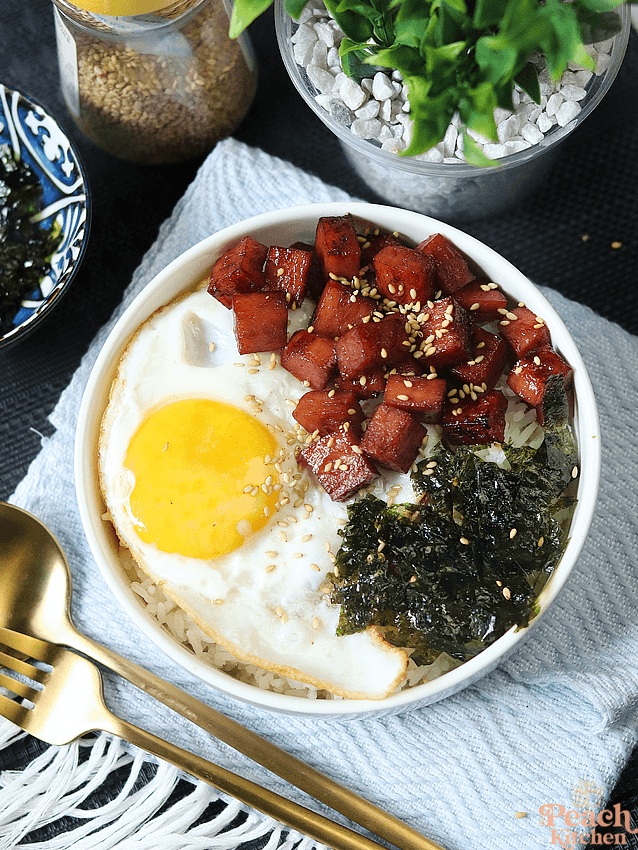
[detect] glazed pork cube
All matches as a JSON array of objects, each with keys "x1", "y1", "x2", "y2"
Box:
[
  {"x1": 299, "y1": 429, "x2": 378, "y2": 501},
  {"x1": 499, "y1": 305, "x2": 552, "y2": 358},
  {"x1": 372, "y1": 244, "x2": 436, "y2": 306},
  {"x1": 442, "y1": 389, "x2": 508, "y2": 446},
  {"x1": 384, "y1": 375, "x2": 447, "y2": 422},
  {"x1": 263, "y1": 245, "x2": 314, "y2": 306},
  {"x1": 312, "y1": 278, "x2": 376, "y2": 338},
  {"x1": 232, "y1": 291, "x2": 288, "y2": 354},
  {"x1": 385, "y1": 354, "x2": 424, "y2": 378},
  {"x1": 315, "y1": 215, "x2": 361, "y2": 281},
  {"x1": 336, "y1": 313, "x2": 410, "y2": 379},
  {"x1": 335, "y1": 367, "x2": 386, "y2": 399},
  {"x1": 290, "y1": 241, "x2": 325, "y2": 301},
  {"x1": 415, "y1": 233, "x2": 474, "y2": 294},
  {"x1": 506, "y1": 345, "x2": 573, "y2": 420},
  {"x1": 449, "y1": 325, "x2": 510, "y2": 392},
  {"x1": 359, "y1": 231, "x2": 403, "y2": 269},
  {"x1": 361, "y1": 403, "x2": 426, "y2": 473},
  {"x1": 292, "y1": 389, "x2": 364, "y2": 436},
  {"x1": 417, "y1": 297, "x2": 472, "y2": 368},
  {"x1": 280, "y1": 329, "x2": 337, "y2": 390},
  {"x1": 208, "y1": 236, "x2": 268, "y2": 308},
  {"x1": 453, "y1": 278, "x2": 508, "y2": 322}
]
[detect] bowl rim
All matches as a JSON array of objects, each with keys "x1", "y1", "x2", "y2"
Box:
[
  {"x1": 0, "y1": 82, "x2": 91, "y2": 351},
  {"x1": 274, "y1": 1, "x2": 630, "y2": 176},
  {"x1": 75, "y1": 201, "x2": 601, "y2": 717}
]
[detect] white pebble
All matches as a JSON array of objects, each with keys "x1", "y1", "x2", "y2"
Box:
[
  {"x1": 545, "y1": 92, "x2": 564, "y2": 116},
  {"x1": 504, "y1": 139, "x2": 532, "y2": 154},
  {"x1": 381, "y1": 137, "x2": 404, "y2": 154},
  {"x1": 559, "y1": 84, "x2": 587, "y2": 101},
  {"x1": 307, "y1": 65, "x2": 335, "y2": 93},
  {"x1": 595, "y1": 52, "x2": 612, "y2": 75},
  {"x1": 292, "y1": 23, "x2": 316, "y2": 44},
  {"x1": 536, "y1": 112, "x2": 555, "y2": 133},
  {"x1": 293, "y1": 40, "x2": 315, "y2": 66},
  {"x1": 521, "y1": 122, "x2": 544, "y2": 144},
  {"x1": 415, "y1": 146, "x2": 444, "y2": 163},
  {"x1": 442, "y1": 124, "x2": 458, "y2": 157},
  {"x1": 340, "y1": 77, "x2": 367, "y2": 110},
  {"x1": 351, "y1": 117, "x2": 382, "y2": 139},
  {"x1": 372, "y1": 72, "x2": 395, "y2": 100},
  {"x1": 555, "y1": 100, "x2": 582, "y2": 126},
  {"x1": 314, "y1": 20, "x2": 336, "y2": 46},
  {"x1": 312, "y1": 40, "x2": 328, "y2": 69},
  {"x1": 483, "y1": 142, "x2": 507, "y2": 159},
  {"x1": 355, "y1": 100, "x2": 380, "y2": 120},
  {"x1": 327, "y1": 46, "x2": 340, "y2": 69},
  {"x1": 379, "y1": 99, "x2": 392, "y2": 122},
  {"x1": 497, "y1": 115, "x2": 521, "y2": 143}
]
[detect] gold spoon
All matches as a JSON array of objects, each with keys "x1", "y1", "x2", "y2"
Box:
[{"x1": 0, "y1": 501, "x2": 445, "y2": 850}]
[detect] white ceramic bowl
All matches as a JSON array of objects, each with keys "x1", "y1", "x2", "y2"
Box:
[{"x1": 76, "y1": 202, "x2": 600, "y2": 719}]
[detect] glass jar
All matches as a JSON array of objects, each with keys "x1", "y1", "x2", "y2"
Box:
[{"x1": 51, "y1": 0, "x2": 257, "y2": 164}]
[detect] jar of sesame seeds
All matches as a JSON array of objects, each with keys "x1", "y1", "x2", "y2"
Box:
[{"x1": 51, "y1": 0, "x2": 257, "y2": 164}]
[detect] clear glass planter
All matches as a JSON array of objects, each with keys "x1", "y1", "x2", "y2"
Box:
[
  {"x1": 52, "y1": 0, "x2": 257, "y2": 164},
  {"x1": 275, "y1": 1, "x2": 630, "y2": 221}
]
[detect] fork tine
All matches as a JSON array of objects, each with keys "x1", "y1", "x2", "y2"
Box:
[
  {"x1": 0, "y1": 625, "x2": 56, "y2": 664},
  {"x1": 0, "y1": 668, "x2": 39, "y2": 700},
  {"x1": 0, "y1": 646, "x2": 45, "y2": 681},
  {"x1": 0, "y1": 691, "x2": 31, "y2": 727}
]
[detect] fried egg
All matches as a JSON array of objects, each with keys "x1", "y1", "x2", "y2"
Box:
[{"x1": 99, "y1": 285, "x2": 408, "y2": 699}]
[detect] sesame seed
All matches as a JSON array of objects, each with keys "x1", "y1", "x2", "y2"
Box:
[
  {"x1": 502, "y1": 587, "x2": 511, "y2": 600},
  {"x1": 208, "y1": 342, "x2": 216, "y2": 352},
  {"x1": 509, "y1": 528, "x2": 517, "y2": 539},
  {"x1": 213, "y1": 598, "x2": 224, "y2": 605},
  {"x1": 470, "y1": 303, "x2": 480, "y2": 311},
  {"x1": 514, "y1": 812, "x2": 527, "y2": 819},
  {"x1": 381, "y1": 348, "x2": 388, "y2": 359},
  {"x1": 571, "y1": 466, "x2": 579, "y2": 478},
  {"x1": 537, "y1": 537, "x2": 544, "y2": 547},
  {"x1": 293, "y1": 552, "x2": 303, "y2": 559},
  {"x1": 533, "y1": 355, "x2": 541, "y2": 366},
  {"x1": 460, "y1": 537, "x2": 470, "y2": 545},
  {"x1": 277, "y1": 267, "x2": 284, "y2": 276},
  {"x1": 266, "y1": 564, "x2": 277, "y2": 572},
  {"x1": 313, "y1": 617, "x2": 320, "y2": 629}
]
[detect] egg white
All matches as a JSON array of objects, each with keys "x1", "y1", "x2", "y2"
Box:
[{"x1": 99, "y1": 285, "x2": 408, "y2": 699}]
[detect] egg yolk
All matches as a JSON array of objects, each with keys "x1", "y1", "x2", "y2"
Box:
[{"x1": 124, "y1": 398, "x2": 280, "y2": 560}]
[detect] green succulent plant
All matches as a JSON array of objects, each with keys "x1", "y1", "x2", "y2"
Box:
[{"x1": 230, "y1": 0, "x2": 624, "y2": 165}]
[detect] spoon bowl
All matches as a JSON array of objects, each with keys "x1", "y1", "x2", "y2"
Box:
[{"x1": 0, "y1": 503, "x2": 78, "y2": 646}]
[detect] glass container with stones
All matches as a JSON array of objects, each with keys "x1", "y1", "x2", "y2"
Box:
[{"x1": 51, "y1": 0, "x2": 257, "y2": 164}]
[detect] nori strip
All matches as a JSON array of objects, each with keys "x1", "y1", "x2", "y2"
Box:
[
  {"x1": 330, "y1": 389, "x2": 579, "y2": 664},
  {"x1": 0, "y1": 144, "x2": 60, "y2": 335}
]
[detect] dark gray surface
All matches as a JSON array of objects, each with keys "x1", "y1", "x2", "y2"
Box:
[{"x1": 1, "y1": 2, "x2": 637, "y2": 847}]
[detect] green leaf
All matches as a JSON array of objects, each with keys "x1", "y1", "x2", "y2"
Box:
[
  {"x1": 229, "y1": 0, "x2": 273, "y2": 38},
  {"x1": 514, "y1": 62, "x2": 541, "y2": 104},
  {"x1": 371, "y1": 43, "x2": 425, "y2": 77},
  {"x1": 462, "y1": 132, "x2": 498, "y2": 166},
  {"x1": 340, "y1": 41, "x2": 378, "y2": 79},
  {"x1": 324, "y1": 0, "x2": 375, "y2": 41},
  {"x1": 283, "y1": 0, "x2": 308, "y2": 19},
  {"x1": 401, "y1": 81, "x2": 456, "y2": 156},
  {"x1": 472, "y1": 0, "x2": 508, "y2": 29},
  {"x1": 459, "y1": 81, "x2": 498, "y2": 139},
  {"x1": 474, "y1": 36, "x2": 518, "y2": 83}
]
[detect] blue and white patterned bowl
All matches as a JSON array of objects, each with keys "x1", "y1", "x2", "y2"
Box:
[{"x1": 0, "y1": 83, "x2": 90, "y2": 350}]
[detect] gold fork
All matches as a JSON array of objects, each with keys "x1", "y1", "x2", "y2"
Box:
[{"x1": 0, "y1": 625, "x2": 443, "y2": 850}]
